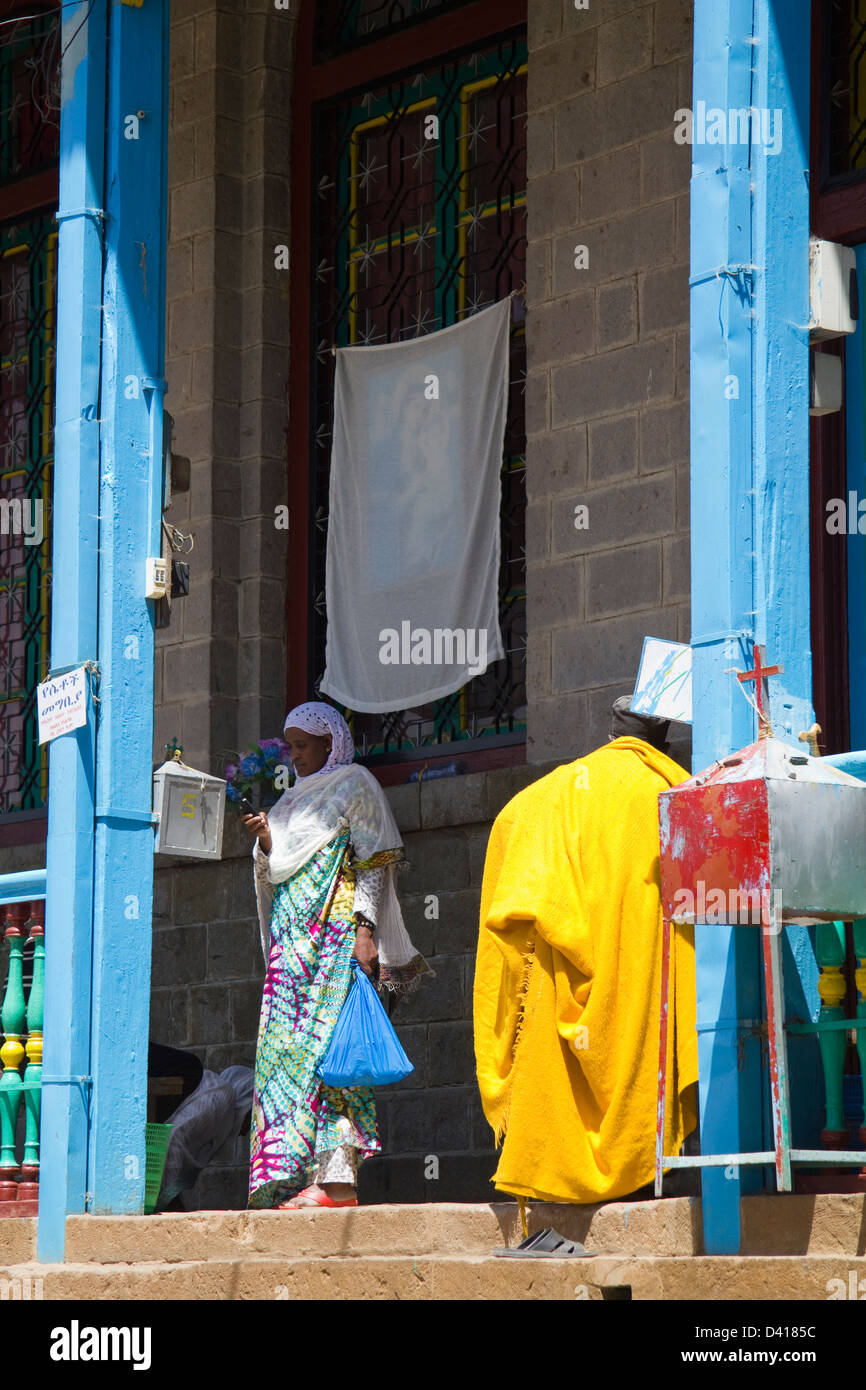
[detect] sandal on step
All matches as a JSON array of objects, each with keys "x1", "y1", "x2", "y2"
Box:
[
  {"x1": 278, "y1": 1186, "x2": 358, "y2": 1209},
  {"x1": 493, "y1": 1227, "x2": 595, "y2": 1258}
]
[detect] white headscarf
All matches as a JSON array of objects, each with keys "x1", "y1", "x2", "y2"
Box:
[
  {"x1": 283, "y1": 701, "x2": 355, "y2": 777},
  {"x1": 252, "y1": 703, "x2": 421, "y2": 977}
]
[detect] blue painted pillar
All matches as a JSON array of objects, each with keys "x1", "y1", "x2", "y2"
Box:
[
  {"x1": 751, "y1": 0, "x2": 822, "y2": 1173},
  {"x1": 88, "y1": 0, "x2": 169, "y2": 1215},
  {"x1": 38, "y1": 0, "x2": 169, "y2": 1255},
  {"x1": 38, "y1": 0, "x2": 107, "y2": 1264},
  {"x1": 690, "y1": 0, "x2": 814, "y2": 1254}
]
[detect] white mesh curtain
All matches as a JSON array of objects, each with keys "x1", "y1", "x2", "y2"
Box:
[{"x1": 320, "y1": 298, "x2": 511, "y2": 713}]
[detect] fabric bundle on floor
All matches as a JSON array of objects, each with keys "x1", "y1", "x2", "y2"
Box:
[{"x1": 474, "y1": 737, "x2": 698, "y2": 1204}]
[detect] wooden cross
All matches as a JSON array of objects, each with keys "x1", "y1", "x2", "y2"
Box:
[{"x1": 736, "y1": 644, "x2": 784, "y2": 735}]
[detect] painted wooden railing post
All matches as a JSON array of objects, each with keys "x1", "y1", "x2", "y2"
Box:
[
  {"x1": 854, "y1": 921, "x2": 866, "y2": 1145},
  {"x1": 21, "y1": 902, "x2": 45, "y2": 1200},
  {"x1": 814, "y1": 921, "x2": 848, "y2": 1146},
  {"x1": 0, "y1": 906, "x2": 28, "y2": 1199}
]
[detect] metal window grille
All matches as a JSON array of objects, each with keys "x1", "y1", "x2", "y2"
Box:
[
  {"x1": 315, "y1": 0, "x2": 478, "y2": 63},
  {"x1": 0, "y1": 11, "x2": 58, "y2": 814},
  {"x1": 0, "y1": 9, "x2": 60, "y2": 181},
  {"x1": 824, "y1": 0, "x2": 866, "y2": 182},
  {"x1": 310, "y1": 33, "x2": 527, "y2": 760}
]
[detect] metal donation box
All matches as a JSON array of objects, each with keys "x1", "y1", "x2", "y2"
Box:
[
  {"x1": 152, "y1": 751, "x2": 226, "y2": 860},
  {"x1": 655, "y1": 735, "x2": 866, "y2": 1194}
]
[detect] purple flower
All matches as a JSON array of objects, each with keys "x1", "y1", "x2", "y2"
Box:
[
  {"x1": 225, "y1": 762, "x2": 238, "y2": 782},
  {"x1": 259, "y1": 737, "x2": 282, "y2": 751}
]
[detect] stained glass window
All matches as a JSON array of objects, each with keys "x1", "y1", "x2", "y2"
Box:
[
  {"x1": 0, "y1": 9, "x2": 58, "y2": 814},
  {"x1": 310, "y1": 33, "x2": 527, "y2": 757},
  {"x1": 0, "y1": 8, "x2": 60, "y2": 181},
  {"x1": 823, "y1": 0, "x2": 866, "y2": 181},
  {"x1": 315, "y1": 0, "x2": 477, "y2": 63}
]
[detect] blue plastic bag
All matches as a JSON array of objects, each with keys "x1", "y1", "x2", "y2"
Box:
[{"x1": 318, "y1": 961, "x2": 414, "y2": 1088}]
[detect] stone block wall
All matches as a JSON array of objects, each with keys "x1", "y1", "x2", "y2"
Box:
[
  {"x1": 156, "y1": 0, "x2": 295, "y2": 775},
  {"x1": 151, "y1": 762, "x2": 559, "y2": 1209},
  {"x1": 0, "y1": 1, "x2": 703, "y2": 1215},
  {"x1": 524, "y1": 0, "x2": 693, "y2": 763}
]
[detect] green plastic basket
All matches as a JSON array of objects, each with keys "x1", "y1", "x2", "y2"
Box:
[{"x1": 144, "y1": 1122, "x2": 172, "y2": 1215}]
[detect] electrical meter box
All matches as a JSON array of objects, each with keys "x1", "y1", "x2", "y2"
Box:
[
  {"x1": 153, "y1": 752, "x2": 226, "y2": 860},
  {"x1": 809, "y1": 237, "x2": 858, "y2": 341}
]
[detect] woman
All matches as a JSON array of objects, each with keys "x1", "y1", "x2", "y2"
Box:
[{"x1": 243, "y1": 701, "x2": 427, "y2": 1210}]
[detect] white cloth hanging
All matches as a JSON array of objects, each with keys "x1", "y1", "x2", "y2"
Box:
[{"x1": 320, "y1": 298, "x2": 511, "y2": 712}]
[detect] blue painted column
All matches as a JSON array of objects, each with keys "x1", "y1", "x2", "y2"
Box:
[
  {"x1": 88, "y1": 0, "x2": 169, "y2": 1215},
  {"x1": 690, "y1": 0, "x2": 814, "y2": 1254},
  {"x1": 38, "y1": 0, "x2": 107, "y2": 1264},
  {"x1": 750, "y1": 0, "x2": 822, "y2": 1172},
  {"x1": 38, "y1": 0, "x2": 169, "y2": 1254}
]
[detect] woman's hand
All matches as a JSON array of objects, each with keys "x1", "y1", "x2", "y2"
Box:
[
  {"x1": 352, "y1": 921, "x2": 379, "y2": 980},
  {"x1": 242, "y1": 811, "x2": 272, "y2": 856}
]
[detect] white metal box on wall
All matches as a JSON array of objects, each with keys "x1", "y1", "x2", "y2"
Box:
[
  {"x1": 153, "y1": 753, "x2": 226, "y2": 859},
  {"x1": 809, "y1": 237, "x2": 858, "y2": 341}
]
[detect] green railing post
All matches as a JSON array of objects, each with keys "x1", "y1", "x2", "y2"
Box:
[
  {"x1": 854, "y1": 921, "x2": 866, "y2": 1147},
  {"x1": 0, "y1": 906, "x2": 28, "y2": 1200},
  {"x1": 21, "y1": 902, "x2": 44, "y2": 1200},
  {"x1": 815, "y1": 920, "x2": 848, "y2": 1145}
]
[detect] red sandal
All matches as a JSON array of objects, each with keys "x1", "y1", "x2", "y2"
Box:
[{"x1": 278, "y1": 1186, "x2": 358, "y2": 1209}]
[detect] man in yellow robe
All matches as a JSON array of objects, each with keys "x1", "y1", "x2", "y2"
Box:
[{"x1": 474, "y1": 702, "x2": 698, "y2": 1204}]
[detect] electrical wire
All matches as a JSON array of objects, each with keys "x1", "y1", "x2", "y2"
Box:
[{"x1": 0, "y1": 3, "x2": 88, "y2": 35}]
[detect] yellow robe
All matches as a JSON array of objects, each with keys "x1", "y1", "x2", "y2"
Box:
[{"x1": 474, "y1": 736, "x2": 698, "y2": 1204}]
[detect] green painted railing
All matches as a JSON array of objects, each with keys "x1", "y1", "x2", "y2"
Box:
[
  {"x1": 788, "y1": 921, "x2": 866, "y2": 1150},
  {"x1": 0, "y1": 902, "x2": 45, "y2": 1213}
]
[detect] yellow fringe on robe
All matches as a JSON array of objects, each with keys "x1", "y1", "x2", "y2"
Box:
[{"x1": 474, "y1": 736, "x2": 698, "y2": 1204}]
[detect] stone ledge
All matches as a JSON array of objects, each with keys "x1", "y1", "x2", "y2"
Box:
[
  {"x1": 156, "y1": 762, "x2": 565, "y2": 870},
  {"x1": 401, "y1": 761, "x2": 564, "y2": 832},
  {"x1": 5, "y1": 1250, "x2": 866, "y2": 1300},
  {"x1": 0, "y1": 1253, "x2": 595, "y2": 1300}
]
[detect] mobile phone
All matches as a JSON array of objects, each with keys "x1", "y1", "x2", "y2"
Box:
[{"x1": 237, "y1": 796, "x2": 256, "y2": 817}]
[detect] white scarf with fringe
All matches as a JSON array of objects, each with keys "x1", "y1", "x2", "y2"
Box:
[{"x1": 252, "y1": 762, "x2": 419, "y2": 974}]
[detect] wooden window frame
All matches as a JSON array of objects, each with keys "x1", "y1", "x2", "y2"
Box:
[{"x1": 287, "y1": 0, "x2": 528, "y2": 782}]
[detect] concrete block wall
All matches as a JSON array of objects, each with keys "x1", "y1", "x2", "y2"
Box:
[
  {"x1": 151, "y1": 762, "x2": 559, "y2": 1209},
  {"x1": 156, "y1": 0, "x2": 294, "y2": 775},
  {"x1": 142, "y1": 0, "x2": 697, "y2": 1210},
  {"x1": 525, "y1": 0, "x2": 693, "y2": 762}
]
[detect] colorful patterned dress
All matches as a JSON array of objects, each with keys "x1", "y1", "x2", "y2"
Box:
[{"x1": 248, "y1": 828, "x2": 380, "y2": 1207}]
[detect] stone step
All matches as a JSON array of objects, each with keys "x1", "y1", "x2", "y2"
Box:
[
  {"x1": 2, "y1": 1252, "x2": 865, "y2": 1301},
  {"x1": 0, "y1": 1255, "x2": 594, "y2": 1301},
  {"x1": 586, "y1": 1254, "x2": 866, "y2": 1302},
  {"x1": 0, "y1": 1218, "x2": 35, "y2": 1267},
  {"x1": 53, "y1": 1199, "x2": 701, "y2": 1264},
  {"x1": 58, "y1": 1193, "x2": 866, "y2": 1262},
  {"x1": 4, "y1": 1193, "x2": 866, "y2": 1272}
]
